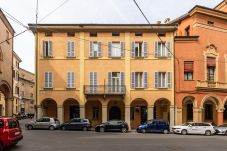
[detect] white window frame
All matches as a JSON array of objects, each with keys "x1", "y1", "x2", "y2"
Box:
[
  {"x1": 67, "y1": 72, "x2": 75, "y2": 88},
  {"x1": 158, "y1": 72, "x2": 167, "y2": 88},
  {"x1": 111, "y1": 42, "x2": 121, "y2": 57},
  {"x1": 44, "y1": 72, "x2": 53, "y2": 88},
  {"x1": 158, "y1": 42, "x2": 167, "y2": 57},
  {"x1": 92, "y1": 42, "x2": 99, "y2": 57},
  {"x1": 135, "y1": 72, "x2": 144, "y2": 88},
  {"x1": 134, "y1": 42, "x2": 143, "y2": 57},
  {"x1": 67, "y1": 41, "x2": 75, "y2": 57},
  {"x1": 44, "y1": 41, "x2": 52, "y2": 57}
]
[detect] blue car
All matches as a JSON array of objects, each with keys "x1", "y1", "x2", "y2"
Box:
[{"x1": 136, "y1": 119, "x2": 170, "y2": 134}]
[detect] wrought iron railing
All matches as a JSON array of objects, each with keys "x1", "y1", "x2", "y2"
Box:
[{"x1": 84, "y1": 85, "x2": 126, "y2": 95}]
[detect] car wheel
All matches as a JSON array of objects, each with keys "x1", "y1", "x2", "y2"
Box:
[
  {"x1": 27, "y1": 125, "x2": 33, "y2": 130},
  {"x1": 225, "y1": 131, "x2": 227, "y2": 136},
  {"x1": 83, "y1": 127, "x2": 88, "y2": 131},
  {"x1": 163, "y1": 129, "x2": 169, "y2": 134},
  {"x1": 205, "y1": 130, "x2": 211, "y2": 136},
  {"x1": 181, "y1": 129, "x2": 187, "y2": 135},
  {"x1": 100, "y1": 127, "x2": 105, "y2": 132},
  {"x1": 141, "y1": 129, "x2": 146, "y2": 134},
  {"x1": 0, "y1": 143, "x2": 3, "y2": 151},
  {"x1": 49, "y1": 126, "x2": 55, "y2": 130},
  {"x1": 121, "y1": 127, "x2": 127, "y2": 133},
  {"x1": 62, "y1": 126, "x2": 67, "y2": 131}
]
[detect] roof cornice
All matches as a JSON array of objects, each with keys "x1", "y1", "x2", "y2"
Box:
[{"x1": 0, "y1": 8, "x2": 15, "y2": 34}]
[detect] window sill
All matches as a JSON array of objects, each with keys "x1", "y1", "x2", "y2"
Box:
[
  {"x1": 43, "y1": 87, "x2": 53, "y2": 90},
  {"x1": 134, "y1": 87, "x2": 145, "y2": 89},
  {"x1": 89, "y1": 56, "x2": 101, "y2": 59},
  {"x1": 66, "y1": 56, "x2": 76, "y2": 59},
  {"x1": 155, "y1": 56, "x2": 170, "y2": 58},
  {"x1": 109, "y1": 56, "x2": 123, "y2": 59},
  {"x1": 133, "y1": 57, "x2": 145, "y2": 59},
  {"x1": 66, "y1": 87, "x2": 76, "y2": 90},
  {"x1": 184, "y1": 80, "x2": 194, "y2": 81},
  {"x1": 156, "y1": 87, "x2": 168, "y2": 89},
  {"x1": 43, "y1": 56, "x2": 54, "y2": 59}
]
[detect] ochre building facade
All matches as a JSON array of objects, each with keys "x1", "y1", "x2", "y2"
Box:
[
  {"x1": 29, "y1": 24, "x2": 176, "y2": 128},
  {"x1": 0, "y1": 9, "x2": 14, "y2": 116}
]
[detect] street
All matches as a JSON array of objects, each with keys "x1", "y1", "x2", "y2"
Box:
[{"x1": 5, "y1": 120, "x2": 227, "y2": 151}]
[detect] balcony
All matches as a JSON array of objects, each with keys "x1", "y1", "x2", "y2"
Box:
[
  {"x1": 84, "y1": 85, "x2": 126, "y2": 95},
  {"x1": 196, "y1": 80, "x2": 227, "y2": 91}
]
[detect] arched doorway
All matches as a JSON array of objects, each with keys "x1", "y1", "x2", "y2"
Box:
[
  {"x1": 202, "y1": 96, "x2": 219, "y2": 124},
  {"x1": 63, "y1": 99, "x2": 80, "y2": 122},
  {"x1": 130, "y1": 99, "x2": 148, "y2": 129},
  {"x1": 182, "y1": 96, "x2": 194, "y2": 123},
  {"x1": 154, "y1": 98, "x2": 170, "y2": 122},
  {"x1": 85, "y1": 100, "x2": 102, "y2": 127},
  {"x1": 108, "y1": 101, "x2": 124, "y2": 121},
  {"x1": 41, "y1": 99, "x2": 57, "y2": 118},
  {"x1": 0, "y1": 81, "x2": 12, "y2": 116}
]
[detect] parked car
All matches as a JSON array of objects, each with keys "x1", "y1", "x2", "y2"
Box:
[
  {"x1": 95, "y1": 120, "x2": 129, "y2": 133},
  {"x1": 60, "y1": 118, "x2": 91, "y2": 131},
  {"x1": 172, "y1": 122, "x2": 215, "y2": 136},
  {"x1": 215, "y1": 124, "x2": 227, "y2": 135},
  {"x1": 136, "y1": 119, "x2": 170, "y2": 134},
  {"x1": 0, "y1": 117, "x2": 23, "y2": 151},
  {"x1": 25, "y1": 117, "x2": 60, "y2": 130}
]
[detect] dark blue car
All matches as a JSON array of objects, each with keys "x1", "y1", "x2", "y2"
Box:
[{"x1": 136, "y1": 119, "x2": 169, "y2": 134}]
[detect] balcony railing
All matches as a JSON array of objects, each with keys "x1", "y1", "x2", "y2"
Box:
[
  {"x1": 196, "y1": 80, "x2": 227, "y2": 90},
  {"x1": 84, "y1": 85, "x2": 126, "y2": 95}
]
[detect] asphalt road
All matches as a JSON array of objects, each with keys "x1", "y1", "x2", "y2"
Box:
[{"x1": 5, "y1": 120, "x2": 227, "y2": 151}]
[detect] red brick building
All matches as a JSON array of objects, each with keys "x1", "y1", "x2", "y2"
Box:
[{"x1": 173, "y1": 1, "x2": 227, "y2": 125}]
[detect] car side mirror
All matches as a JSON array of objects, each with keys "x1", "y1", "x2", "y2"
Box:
[{"x1": 188, "y1": 125, "x2": 192, "y2": 127}]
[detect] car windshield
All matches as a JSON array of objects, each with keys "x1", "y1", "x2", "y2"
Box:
[
  {"x1": 144, "y1": 120, "x2": 153, "y2": 124},
  {"x1": 182, "y1": 123, "x2": 191, "y2": 126}
]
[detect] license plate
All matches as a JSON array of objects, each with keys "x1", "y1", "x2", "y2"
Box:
[{"x1": 15, "y1": 131, "x2": 20, "y2": 135}]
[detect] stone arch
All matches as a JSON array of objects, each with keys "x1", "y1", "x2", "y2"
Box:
[
  {"x1": 154, "y1": 98, "x2": 171, "y2": 122},
  {"x1": 201, "y1": 95, "x2": 221, "y2": 124},
  {"x1": 0, "y1": 80, "x2": 12, "y2": 116},
  {"x1": 200, "y1": 94, "x2": 222, "y2": 109},
  {"x1": 107, "y1": 100, "x2": 125, "y2": 121},
  {"x1": 0, "y1": 80, "x2": 12, "y2": 99},
  {"x1": 40, "y1": 98, "x2": 57, "y2": 118},
  {"x1": 63, "y1": 98, "x2": 80, "y2": 122},
  {"x1": 130, "y1": 98, "x2": 148, "y2": 129}
]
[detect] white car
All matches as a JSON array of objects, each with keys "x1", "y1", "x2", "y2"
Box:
[{"x1": 172, "y1": 122, "x2": 215, "y2": 136}]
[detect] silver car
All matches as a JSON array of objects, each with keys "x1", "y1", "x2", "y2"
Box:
[
  {"x1": 215, "y1": 124, "x2": 227, "y2": 135},
  {"x1": 25, "y1": 117, "x2": 60, "y2": 130}
]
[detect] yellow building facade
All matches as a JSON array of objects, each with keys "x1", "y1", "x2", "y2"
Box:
[{"x1": 29, "y1": 24, "x2": 176, "y2": 128}]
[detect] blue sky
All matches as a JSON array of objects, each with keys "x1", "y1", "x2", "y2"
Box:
[{"x1": 0, "y1": 0, "x2": 222, "y2": 72}]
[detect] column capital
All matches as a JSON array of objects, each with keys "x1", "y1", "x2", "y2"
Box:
[
  {"x1": 125, "y1": 105, "x2": 130, "y2": 108},
  {"x1": 79, "y1": 105, "x2": 85, "y2": 108},
  {"x1": 102, "y1": 105, "x2": 107, "y2": 108},
  {"x1": 148, "y1": 105, "x2": 154, "y2": 108},
  {"x1": 170, "y1": 105, "x2": 177, "y2": 108},
  {"x1": 57, "y1": 105, "x2": 63, "y2": 108},
  {"x1": 217, "y1": 108, "x2": 225, "y2": 112},
  {"x1": 193, "y1": 108, "x2": 202, "y2": 113}
]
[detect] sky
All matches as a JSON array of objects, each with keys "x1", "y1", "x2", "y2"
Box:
[{"x1": 0, "y1": 0, "x2": 223, "y2": 73}]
